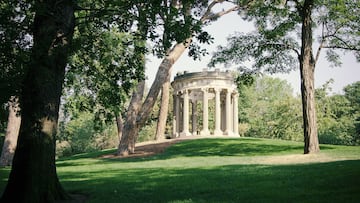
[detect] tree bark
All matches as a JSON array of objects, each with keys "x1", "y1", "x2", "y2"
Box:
[
  {"x1": 300, "y1": 0, "x2": 320, "y2": 154},
  {"x1": 0, "y1": 96, "x2": 21, "y2": 166},
  {"x1": 1, "y1": 1, "x2": 75, "y2": 202},
  {"x1": 115, "y1": 113, "x2": 123, "y2": 143},
  {"x1": 117, "y1": 81, "x2": 145, "y2": 156},
  {"x1": 155, "y1": 78, "x2": 171, "y2": 140}
]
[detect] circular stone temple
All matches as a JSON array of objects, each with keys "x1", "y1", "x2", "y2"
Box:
[{"x1": 171, "y1": 69, "x2": 239, "y2": 137}]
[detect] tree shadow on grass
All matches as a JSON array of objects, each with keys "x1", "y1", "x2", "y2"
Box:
[
  {"x1": 58, "y1": 160, "x2": 360, "y2": 203},
  {"x1": 163, "y1": 139, "x2": 301, "y2": 157},
  {"x1": 56, "y1": 138, "x2": 335, "y2": 166},
  {"x1": 134, "y1": 138, "x2": 307, "y2": 161}
]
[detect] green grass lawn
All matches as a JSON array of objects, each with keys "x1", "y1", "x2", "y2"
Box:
[{"x1": 1, "y1": 137, "x2": 360, "y2": 202}]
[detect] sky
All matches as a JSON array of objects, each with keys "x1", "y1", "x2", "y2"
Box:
[{"x1": 145, "y1": 11, "x2": 360, "y2": 95}]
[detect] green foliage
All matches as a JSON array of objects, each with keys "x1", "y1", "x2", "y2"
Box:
[
  {"x1": 317, "y1": 81, "x2": 360, "y2": 145},
  {"x1": 318, "y1": 0, "x2": 360, "y2": 62},
  {"x1": 0, "y1": 1, "x2": 32, "y2": 104},
  {"x1": 137, "y1": 121, "x2": 157, "y2": 143},
  {"x1": 210, "y1": 0, "x2": 360, "y2": 73},
  {"x1": 57, "y1": 112, "x2": 118, "y2": 157},
  {"x1": 63, "y1": 0, "x2": 213, "y2": 133},
  {"x1": 0, "y1": 135, "x2": 4, "y2": 155},
  {"x1": 239, "y1": 76, "x2": 303, "y2": 141},
  {"x1": 209, "y1": 31, "x2": 299, "y2": 74},
  {"x1": 235, "y1": 72, "x2": 256, "y2": 90},
  {"x1": 65, "y1": 29, "x2": 144, "y2": 118},
  {"x1": 344, "y1": 81, "x2": 360, "y2": 111},
  {"x1": 239, "y1": 76, "x2": 360, "y2": 145},
  {"x1": 0, "y1": 104, "x2": 7, "y2": 135},
  {"x1": 210, "y1": 0, "x2": 301, "y2": 74}
]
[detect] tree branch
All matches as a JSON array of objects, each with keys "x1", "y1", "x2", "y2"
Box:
[
  {"x1": 262, "y1": 42, "x2": 300, "y2": 57},
  {"x1": 200, "y1": 0, "x2": 222, "y2": 22},
  {"x1": 315, "y1": 22, "x2": 326, "y2": 64},
  {"x1": 203, "y1": 5, "x2": 240, "y2": 22},
  {"x1": 322, "y1": 46, "x2": 360, "y2": 52}
]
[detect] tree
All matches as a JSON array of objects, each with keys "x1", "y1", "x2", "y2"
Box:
[
  {"x1": 117, "y1": 0, "x2": 242, "y2": 156},
  {"x1": 1, "y1": 0, "x2": 75, "y2": 201},
  {"x1": 210, "y1": 0, "x2": 360, "y2": 154},
  {"x1": 238, "y1": 76, "x2": 302, "y2": 140},
  {"x1": 63, "y1": 28, "x2": 146, "y2": 140},
  {"x1": 155, "y1": 77, "x2": 171, "y2": 140},
  {"x1": 315, "y1": 80, "x2": 360, "y2": 145},
  {"x1": 2, "y1": 0, "x2": 163, "y2": 200},
  {"x1": 344, "y1": 82, "x2": 360, "y2": 112},
  {"x1": 62, "y1": 1, "x2": 176, "y2": 148},
  {"x1": 0, "y1": 97, "x2": 21, "y2": 166},
  {"x1": 343, "y1": 82, "x2": 360, "y2": 144},
  {"x1": 0, "y1": 1, "x2": 32, "y2": 166}
]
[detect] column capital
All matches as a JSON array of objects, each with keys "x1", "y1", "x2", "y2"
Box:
[
  {"x1": 214, "y1": 87, "x2": 222, "y2": 93},
  {"x1": 201, "y1": 87, "x2": 209, "y2": 92},
  {"x1": 179, "y1": 89, "x2": 189, "y2": 96}
]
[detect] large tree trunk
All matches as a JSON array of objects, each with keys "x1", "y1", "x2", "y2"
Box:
[
  {"x1": 117, "y1": 81, "x2": 146, "y2": 156},
  {"x1": 155, "y1": 79, "x2": 171, "y2": 140},
  {"x1": 117, "y1": 38, "x2": 191, "y2": 156},
  {"x1": 1, "y1": 1, "x2": 75, "y2": 202},
  {"x1": 300, "y1": 0, "x2": 320, "y2": 154},
  {"x1": 0, "y1": 96, "x2": 21, "y2": 166}
]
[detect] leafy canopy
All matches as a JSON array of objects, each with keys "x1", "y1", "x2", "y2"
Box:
[{"x1": 210, "y1": 0, "x2": 360, "y2": 73}]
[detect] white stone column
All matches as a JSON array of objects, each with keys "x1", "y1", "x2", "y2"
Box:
[
  {"x1": 181, "y1": 89, "x2": 191, "y2": 136},
  {"x1": 175, "y1": 93, "x2": 180, "y2": 137},
  {"x1": 221, "y1": 100, "x2": 226, "y2": 131},
  {"x1": 191, "y1": 100, "x2": 197, "y2": 135},
  {"x1": 172, "y1": 94, "x2": 176, "y2": 138},
  {"x1": 233, "y1": 92, "x2": 239, "y2": 136},
  {"x1": 224, "y1": 89, "x2": 232, "y2": 136},
  {"x1": 214, "y1": 88, "x2": 222, "y2": 135},
  {"x1": 200, "y1": 88, "x2": 210, "y2": 135}
]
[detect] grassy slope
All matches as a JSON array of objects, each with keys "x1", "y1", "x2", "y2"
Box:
[{"x1": 1, "y1": 137, "x2": 360, "y2": 202}]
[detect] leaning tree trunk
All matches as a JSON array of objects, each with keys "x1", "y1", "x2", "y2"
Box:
[
  {"x1": 117, "y1": 81, "x2": 146, "y2": 156},
  {"x1": 1, "y1": 1, "x2": 75, "y2": 202},
  {"x1": 155, "y1": 79, "x2": 171, "y2": 140},
  {"x1": 300, "y1": 0, "x2": 320, "y2": 154},
  {"x1": 0, "y1": 96, "x2": 21, "y2": 166},
  {"x1": 117, "y1": 38, "x2": 192, "y2": 156},
  {"x1": 115, "y1": 113, "x2": 123, "y2": 143}
]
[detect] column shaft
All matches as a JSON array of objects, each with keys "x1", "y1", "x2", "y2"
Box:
[
  {"x1": 233, "y1": 92, "x2": 239, "y2": 136},
  {"x1": 192, "y1": 100, "x2": 197, "y2": 135},
  {"x1": 175, "y1": 93, "x2": 180, "y2": 137},
  {"x1": 181, "y1": 89, "x2": 190, "y2": 136},
  {"x1": 214, "y1": 88, "x2": 222, "y2": 135},
  {"x1": 200, "y1": 88, "x2": 210, "y2": 135},
  {"x1": 225, "y1": 89, "x2": 232, "y2": 136}
]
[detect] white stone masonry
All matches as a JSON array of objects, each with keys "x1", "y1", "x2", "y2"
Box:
[{"x1": 171, "y1": 69, "x2": 239, "y2": 137}]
